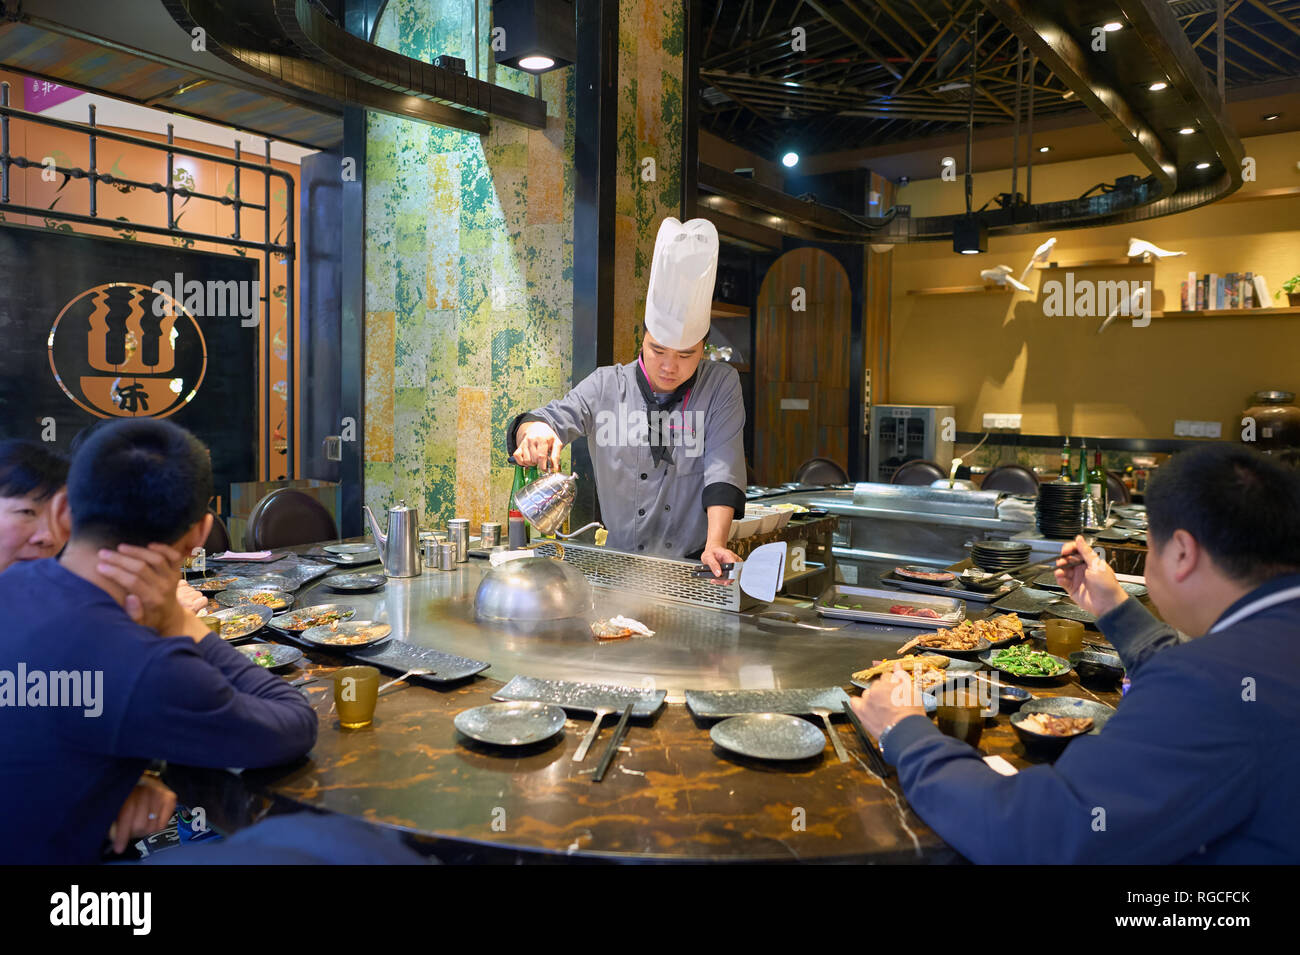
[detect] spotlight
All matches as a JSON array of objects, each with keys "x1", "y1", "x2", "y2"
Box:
[
  {"x1": 1195, "y1": 161, "x2": 1211, "y2": 169},
  {"x1": 952, "y1": 214, "x2": 987, "y2": 255},
  {"x1": 1149, "y1": 81, "x2": 1168, "y2": 91},
  {"x1": 1178, "y1": 127, "x2": 1195, "y2": 135},
  {"x1": 781, "y1": 152, "x2": 799, "y2": 168},
  {"x1": 492, "y1": 0, "x2": 576, "y2": 73},
  {"x1": 1102, "y1": 21, "x2": 1123, "y2": 32},
  {"x1": 1038, "y1": 145, "x2": 1051, "y2": 153},
  {"x1": 1263, "y1": 113, "x2": 1280, "y2": 121}
]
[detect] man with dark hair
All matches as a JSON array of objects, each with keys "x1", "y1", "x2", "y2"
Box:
[
  {"x1": 853, "y1": 443, "x2": 1300, "y2": 864},
  {"x1": 0, "y1": 419, "x2": 317, "y2": 864},
  {"x1": 0, "y1": 439, "x2": 69, "y2": 573}
]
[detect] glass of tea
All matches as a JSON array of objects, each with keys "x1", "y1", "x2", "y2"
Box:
[
  {"x1": 333, "y1": 665, "x2": 380, "y2": 728},
  {"x1": 935, "y1": 688, "x2": 984, "y2": 747},
  {"x1": 1045, "y1": 618, "x2": 1085, "y2": 658}
]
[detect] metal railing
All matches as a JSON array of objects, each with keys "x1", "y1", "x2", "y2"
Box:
[{"x1": 0, "y1": 81, "x2": 296, "y2": 479}]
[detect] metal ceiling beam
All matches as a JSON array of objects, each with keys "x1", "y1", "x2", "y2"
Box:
[
  {"x1": 802, "y1": 0, "x2": 903, "y2": 80},
  {"x1": 1247, "y1": 0, "x2": 1300, "y2": 38}
]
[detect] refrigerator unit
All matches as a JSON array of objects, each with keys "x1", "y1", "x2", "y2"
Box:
[{"x1": 868, "y1": 404, "x2": 955, "y2": 483}]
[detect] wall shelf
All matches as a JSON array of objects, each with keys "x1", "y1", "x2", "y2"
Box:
[
  {"x1": 906, "y1": 285, "x2": 1014, "y2": 296},
  {"x1": 1034, "y1": 254, "x2": 1155, "y2": 270},
  {"x1": 1154, "y1": 306, "x2": 1300, "y2": 318},
  {"x1": 711, "y1": 300, "x2": 750, "y2": 318}
]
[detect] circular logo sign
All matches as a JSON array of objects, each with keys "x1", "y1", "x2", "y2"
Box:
[{"x1": 47, "y1": 282, "x2": 207, "y2": 419}]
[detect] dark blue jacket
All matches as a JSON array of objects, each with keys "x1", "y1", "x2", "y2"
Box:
[
  {"x1": 0, "y1": 559, "x2": 318, "y2": 864},
  {"x1": 883, "y1": 573, "x2": 1300, "y2": 864}
]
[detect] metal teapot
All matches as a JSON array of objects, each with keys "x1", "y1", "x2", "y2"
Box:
[
  {"x1": 361, "y1": 499, "x2": 421, "y2": 577},
  {"x1": 512, "y1": 471, "x2": 604, "y2": 539}
]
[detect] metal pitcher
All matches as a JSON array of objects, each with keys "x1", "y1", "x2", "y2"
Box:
[
  {"x1": 512, "y1": 472, "x2": 603, "y2": 539},
  {"x1": 361, "y1": 499, "x2": 422, "y2": 577}
]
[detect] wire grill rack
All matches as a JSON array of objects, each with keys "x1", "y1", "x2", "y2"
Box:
[{"x1": 531, "y1": 541, "x2": 759, "y2": 613}]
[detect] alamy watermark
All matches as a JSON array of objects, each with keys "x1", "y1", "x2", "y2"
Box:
[
  {"x1": 151, "y1": 272, "x2": 260, "y2": 327},
  {"x1": 0, "y1": 664, "x2": 103, "y2": 717},
  {"x1": 1042, "y1": 273, "x2": 1152, "y2": 327},
  {"x1": 592, "y1": 404, "x2": 705, "y2": 458}
]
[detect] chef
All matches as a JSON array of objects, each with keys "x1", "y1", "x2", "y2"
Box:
[{"x1": 506, "y1": 217, "x2": 746, "y2": 576}]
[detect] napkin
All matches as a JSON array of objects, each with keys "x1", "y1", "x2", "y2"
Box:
[{"x1": 212, "y1": 550, "x2": 273, "y2": 561}]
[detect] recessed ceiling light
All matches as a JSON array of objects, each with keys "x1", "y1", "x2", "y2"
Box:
[
  {"x1": 1195, "y1": 161, "x2": 1211, "y2": 170},
  {"x1": 1102, "y1": 21, "x2": 1123, "y2": 32},
  {"x1": 517, "y1": 55, "x2": 556, "y2": 71},
  {"x1": 1038, "y1": 145, "x2": 1051, "y2": 153},
  {"x1": 1263, "y1": 113, "x2": 1280, "y2": 121},
  {"x1": 1149, "y1": 81, "x2": 1168, "y2": 91},
  {"x1": 1178, "y1": 127, "x2": 1195, "y2": 135},
  {"x1": 781, "y1": 152, "x2": 799, "y2": 168}
]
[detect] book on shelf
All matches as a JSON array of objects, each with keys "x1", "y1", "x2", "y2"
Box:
[
  {"x1": 1196, "y1": 274, "x2": 1205, "y2": 310},
  {"x1": 1254, "y1": 274, "x2": 1271, "y2": 307},
  {"x1": 1244, "y1": 272, "x2": 1254, "y2": 308},
  {"x1": 1180, "y1": 281, "x2": 1188, "y2": 311}
]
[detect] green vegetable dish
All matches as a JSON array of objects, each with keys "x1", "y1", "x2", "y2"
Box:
[
  {"x1": 989, "y1": 645, "x2": 1066, "y2": 676},
  {"x1": 250, "y1": 648, "x2": 277, "y2": 668}
]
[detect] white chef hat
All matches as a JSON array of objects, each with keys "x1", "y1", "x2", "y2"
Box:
[{"x1": 644, "y1": 217, "x2": 719, "y2": 349}]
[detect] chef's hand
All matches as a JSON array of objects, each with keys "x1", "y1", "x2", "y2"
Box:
[
  {"x1": 851, "y1": 665, "x2": 926, "y2": 738},
  {"x1": 513, "y1": 421, "x2": 563, "y2": 472},
  {"x1": 1055, "y1": 535, "x2": 1128, "y2": 618},
  {"x1": 699, "y1": 543, "x2": 740, "y2": 579},
  {"x1": 108, "y1": 774, "x2": 176, "y2": 855}
]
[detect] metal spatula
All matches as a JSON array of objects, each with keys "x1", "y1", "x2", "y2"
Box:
[{"x1": 691, "y1": 541, "x2": 788, "y2": 603}]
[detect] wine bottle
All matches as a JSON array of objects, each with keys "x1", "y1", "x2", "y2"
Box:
[
  {"x1": 1089, "y1": 449, "x2": 1107, "y2": 513},
  {"x1": 1059, "y1": 436, "x2": 1072, "y2": 481},
  {"x1": 1076, "y1": 439, "x2": 1089, "y2": 486}
]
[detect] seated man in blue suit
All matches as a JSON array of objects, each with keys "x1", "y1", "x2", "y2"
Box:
[{"x1": 854, "y1": 442, "x2": 1300, "y2": 864}]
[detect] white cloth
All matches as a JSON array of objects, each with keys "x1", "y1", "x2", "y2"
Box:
[{"x1": 644, "y1": 217, "x2": 718, "y2": 349}]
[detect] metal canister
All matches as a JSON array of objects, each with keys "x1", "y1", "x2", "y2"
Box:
[
  {"x1": 447, "y1": 518, "x2": 470, "y2": 562},
  {"x1": 508, "y1": 516, "x2": 528, "y2": 549},
  {"x1": 480, "y1": 521, "x2": 502, "y2": 548},
  {"x1": 437, "y1": 541, "x2": 456, "y2": 571},
  {"x1": 421, "y1": 535, "x2": 439, "y2": 568}
]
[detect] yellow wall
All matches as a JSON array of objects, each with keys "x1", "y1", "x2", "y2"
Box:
[{"x1": 889, "y1": 129, "x2": 1300, "y2": 439}]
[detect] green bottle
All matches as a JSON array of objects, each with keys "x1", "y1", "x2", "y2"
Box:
[
  {"x1": 524, "y1": 466, "x2": 541, "y2": 538},
  {"x1": 1076, "y1": 439, "x2": 1089, "y2": 485},
  {"x1": 509, "y1": 465, "x2": 526, "y2": 523}
]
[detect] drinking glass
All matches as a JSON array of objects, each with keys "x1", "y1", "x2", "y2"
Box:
[
  {"x1": 1045, "y1": 618, "x2": 1085, "y2": 658},
  {"x1": 333, "y1": 666, "x2": 380, "y2": 728},
  {"x1": 935, "y1": 689, "x2": 984, "y2": 747}
]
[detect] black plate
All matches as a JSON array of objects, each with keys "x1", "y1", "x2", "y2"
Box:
[
  {"x1": 325, "y1": 572, "x2": 387, "y2": 592},
  {"x1": 236, "y1": 641, "x2": 304, "y2": 669},
  {"x1": 978, "y1": 647, "x2": 1072, "y2": 682}
]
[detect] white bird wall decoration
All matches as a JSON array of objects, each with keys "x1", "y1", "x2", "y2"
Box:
[
  {"x1": 1018, "y1": 236, "x2": 1057, "y2": 285},
  {"x1": 1127, "y1": 237, "x2": 1186, "y2": 258},
  {"x1": 1096, "y1": 284, "x2": 1148, "y2": 334},
  {"x1": 981, "y1": 264, "x2": 1031, "y2": 292}
]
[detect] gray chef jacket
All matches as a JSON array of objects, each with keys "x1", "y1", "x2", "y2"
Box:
[{"x1": 506, "y1": 359, "x2": 747, "y2": 559}]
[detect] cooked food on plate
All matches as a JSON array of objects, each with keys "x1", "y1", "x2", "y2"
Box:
[
  {"x1": 989, "y1": 644, "x2": 1067, "y2": 676},
  {"x1": 310, "y1": 622, "x2": 389, "y2": 645},
  {"x1": 239, "y1": 590, "x2": 288, "y2": 608},
  {"x1": 219, "y1": 613, "x2": 263, "y2": 638},
  {"x1": 196, "y1": 576, "x2": 240, "y2": 592},
  {"x1": 246, "y1": 647, "x2": 278, "y2": 667},
  {"x1": 286, "y1": 608, "x2": 353, "y2": 629},
  {"x1": 1019, "y1": 713, "x2": 1094, "y2": 736},
  {"x1": 853, "y1": 655, "x2": 949, "y2": 688},
  {"x1": 897, "y1": 613, "x2": 1024, "y2": 653}
]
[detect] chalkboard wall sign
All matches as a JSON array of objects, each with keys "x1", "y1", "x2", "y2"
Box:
[{"x1": 0, "y1": 224, "x2": 259, "y2": 504}]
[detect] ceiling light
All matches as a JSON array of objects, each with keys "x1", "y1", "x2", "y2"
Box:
[
  {"x1": 492, "y1": 0, "x2": 576, "y2": 73},
  {"x1": 1263, "y1": 113, "x2": 1280, "y2": 121},
  {"x1": 1178, "y1": 126, "x2": 1195, "y2": 135},
  {"x1": 952, "y1": 214, "x2": 988, "y2": 255},
  {"x1": 517, "y1": 55, "x2": 555, "y2": 71},
  {"x1": 781, "y1": 152, "x2": 799, "y2": 168},
  {"x1": 1038, "y1": 145, "x2": 1051, "y2": 153},
  {"x1": 1102, "y1": 21, "x2": 1123, "y2": 32},
  {"x1": 1149, "y1": 81, "x2": 1168, "y2": 91},
  {"x1": 1195, "y1": 162, "x2": 1211, "y2": 169}
]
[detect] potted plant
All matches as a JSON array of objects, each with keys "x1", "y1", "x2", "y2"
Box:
[{"x1": 1276, "y1": 275, "x2": 1300, "y2": 307}]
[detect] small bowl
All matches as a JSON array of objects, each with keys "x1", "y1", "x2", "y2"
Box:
[
  {"x1": 746, "y1": 507, "x2": 781, "y2": 534},
  {"x1": 729, "y1": 515, "x2": 762, "y2": 540},
  {"x1": 1069, "y1": 650, "x2": 1125, "y2": 687},
  {"x1": 800, "y1": 507, "x2": 830, "y2": 520},
  {"x1": 770, "y1": 509, "x2": 793, "y2": 531}
]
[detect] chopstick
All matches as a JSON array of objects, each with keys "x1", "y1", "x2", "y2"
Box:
[
  {"x1": 592, "y1": 703, "x2": 634, "y2": 782},
  {"x1": 841, "y1": 700, "x2": 892, "y2": 778}
]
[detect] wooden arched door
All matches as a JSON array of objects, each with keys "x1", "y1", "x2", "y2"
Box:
[{"x1": 754, "y1": 247, "x2": 851, "y2": 484}]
